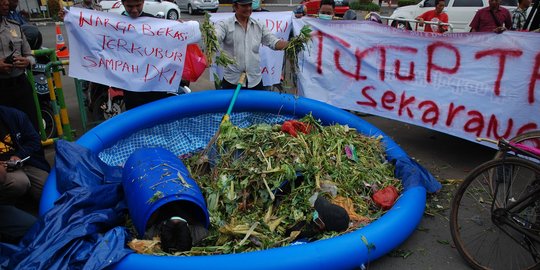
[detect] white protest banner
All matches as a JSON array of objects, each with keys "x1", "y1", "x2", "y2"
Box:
[
  {"x1": 64, "y1": 8, "x2": 201, "y2": 92},
  {"x1": 294, "y1": 18, "x2": 540, "y2": 145},
  {"x1": 210, "y1": 11, "x2": 292, "y2": 86}
]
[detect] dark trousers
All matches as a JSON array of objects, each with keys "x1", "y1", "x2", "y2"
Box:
[
  {"x1": 0, "y1": 74, "x2": 39, "y2": 132},
  {"x1": 123, "y1": 90, "x2": 173, "y2": 110},
  {"x1": 0, "y1": 205, "x2": 36, "y2": 244},
  {"x1": 221, "y1": 78, "x2": 265, "y2": 91}
]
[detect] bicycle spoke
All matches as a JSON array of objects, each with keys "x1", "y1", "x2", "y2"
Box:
[{"x1": 451, "y1": 158, "x2": 540, "y2": 270}]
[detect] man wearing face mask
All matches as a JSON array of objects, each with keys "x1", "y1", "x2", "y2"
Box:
[
  {"x1": 415, "y1": 0, "x2": 448, "y2": 33},
  {"x1": 318, "y1": 0, "x2": 335, "y2": 20},
  {"x1": 215, "y1": 0, "x2": 288, "y2": 90}
]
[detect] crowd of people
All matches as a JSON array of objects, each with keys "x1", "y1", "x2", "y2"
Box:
[{"x1": 0, "y1": 0, "x2": 537, "y2": 251}]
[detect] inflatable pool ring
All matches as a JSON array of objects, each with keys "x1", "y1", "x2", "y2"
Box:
[{"x1": 40, "y1": 90, "x2": 426, "y2": 270}]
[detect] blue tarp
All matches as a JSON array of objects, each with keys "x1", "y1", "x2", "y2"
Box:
[
  {"x1": 0, "y1": 141, "x2": 131, "y2": 270},
  {"x1": 0, "y1": 131, "x2": 440, "y2": 269}
]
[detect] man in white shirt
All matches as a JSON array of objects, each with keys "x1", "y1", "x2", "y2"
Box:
[{"x1": 215, "y1": 0, "x2": 288, "y2": 90}]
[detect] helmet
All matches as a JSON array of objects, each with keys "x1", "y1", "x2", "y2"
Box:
[
  {"x1": 343, "y1": 10, "x2": 357, "y2": 20},
  {"x1": 364, "y1": 12, "x2": 382, "y2": 24},
  {"x1": 21, "y1": 24, "x2": 43, "y2": 50}
]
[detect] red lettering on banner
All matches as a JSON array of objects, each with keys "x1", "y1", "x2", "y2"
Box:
[
  {"x1": 395, "y1": 60, "x2": 415, "y2": 81},
  {"x1": 398, "y1": 92, "x2": 415, "y2": 118},
  {"x1": 143, "y1": 64, "x2": 178, "y2": 84},
  {"x1": 529, "y1": 52, "x2": 540, "y2": 104},
  {"x1": 517, "y1": 123, "x2": 538, "y2": 134},
  {"x1": 141, "y1": 24, "x2": 188, "y2": 41},
  {"x1": 419, "y1": 100, "x2": 439, "y2": 126},
  {"x1": 314, "y1": 30, "x2": 351, "y2": 74},
  {"x1": 261, "y1": 66, "x2": 275, "y2": 75},
  {"x1": 356, "y1": 86, "x2": 377, "y2": 107},
  {"x1": 78, "y1": 12, "x2": 135, "y2": 34},
  {"x1": 381, "y1": 90, "x2": 396, "y2": 110},
  {"x1": 388, "y1": 46, "x2": 417, "y2": 82},
  {"x1": 333, "y1": 45, "x2": 417, "y2": 82},
  {"x1": 265, "y1": 19, "x2": 289, "y2": 32},
  {"x1": 355, "y1": 86, "x2": 535, "y2": 140},
  {"x1": 426, "y1": 42, "x2": 460, "y2": 83},
  {"x1": 487, "y1": 115, "x2": 513, "y2": 139},
  {"x1": 446, "y1": 102, "x2": 465, "y2": 127},
  {"x1": 463, "y1": 111, "x2": 484, "y2": 137},
  {"x1": 82, "y1": 56, "x2": 139, "y2": 73},
  {"x1": 475, "y1": 49, "x2": 523, "y2": 96}
]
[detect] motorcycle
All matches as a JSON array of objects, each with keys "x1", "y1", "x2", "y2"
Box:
[{"x1": 22, "y1": 25, "x2": 57, "y2": 140}]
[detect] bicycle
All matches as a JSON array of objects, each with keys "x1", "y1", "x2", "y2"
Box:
[{"x1": 450, "y1": 134, "x2": 540, "y2": 270}]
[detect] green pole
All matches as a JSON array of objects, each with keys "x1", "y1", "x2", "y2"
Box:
[{"x1": 26, "y1": 67, "x2": 47, "y2": 142}]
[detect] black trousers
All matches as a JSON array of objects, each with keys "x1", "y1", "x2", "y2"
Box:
[
  {"x1": 221, "y1": 78, "x2": 265, "y2": 91},
  {"x1": 123, "y1": 90, "x2": 173, "y2": 111},
  {"x1": 0, "y1": 74, "x2": 39, "y2": 132}
]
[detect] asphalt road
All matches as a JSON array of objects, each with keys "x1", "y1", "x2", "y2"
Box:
[{"x1": 35, "y1": 8, "x2": 491, "y2": 269}]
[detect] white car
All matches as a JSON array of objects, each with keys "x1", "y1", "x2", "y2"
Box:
[
  {"x1": 100, "y1": 0, "x2": 181, "y2": 20},
  {"x1": 175, "y1": 0, "x2": 219, "y2": 15},
  {"x1": 388, "y1": 0, "x2": 518, "y2": 32}
]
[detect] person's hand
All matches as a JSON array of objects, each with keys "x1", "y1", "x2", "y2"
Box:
[
  {"x1": 9, "y1": 156, "x2": 22, "y2": 162},
  {"x1": 58, "y1": 8, "x2": 66, "y2": 21},
  {"x1": 0, "y1": 161, "x2": 6, "y2": 182},
  {"x1": 416, "y1": 18, "x2": 424, "y2": 26},
  {"x1": 0, "y1": 61, "x2": 13, "y2": 74},
  {"x1": 12, "y1": 56, "x2": 30, "y2": 69},
  {"x1": 493, "y1": 26, "x2": 506, "y2": 34}
]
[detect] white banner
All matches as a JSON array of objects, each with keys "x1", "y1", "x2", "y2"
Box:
[
  {"x1": 64, "y1": 8, "x2": 201, "y2": 92},
  {"x1": 210, "y1": 11, "x2": 292, "y2": 86},
  {"x1": 294, "y1": 18, "x2": 540, "y2": 144}
]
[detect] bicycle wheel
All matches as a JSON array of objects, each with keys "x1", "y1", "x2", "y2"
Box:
[
  {"x1": 494, "y1": 130, "x2": 540, "y2": 160},
  {"x1": 450, "y1": 157, "x2": 540, "y2": 270}
]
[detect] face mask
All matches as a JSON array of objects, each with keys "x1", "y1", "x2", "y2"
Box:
[
  {"x1": 319, "y1": 13, "x2": 332, "y2": 20},
  {"x1": 252, "y1": 0, "x2": 260, "y2": 10}
]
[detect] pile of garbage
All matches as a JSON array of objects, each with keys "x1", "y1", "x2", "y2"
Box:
[{"x1": 130, "y1": 115, "x2": 401, "y2": 255}]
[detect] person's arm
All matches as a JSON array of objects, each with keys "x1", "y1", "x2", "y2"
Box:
[
  {"x1": 18, "y1": 26, "x2": 35, "y2": 67},
  {"x1": 274, "y1": 40, "x2": 289, "y2": 50},
  {"x1": 469, "y1": 12, "x2": 480, "y2": 32},
  {"x1": 0, "y1": 160, "x2": 6, "y2": 181},
  {"x1": 0, "y1": 61, "x2": 13, "y2": 74},
  {"x1": 11, "y1": 110, "x2": 42, "y2": 159},
  {"x1": 415, "y1": 11, "x2": 427, "y2": 25},
  {"x1": 214, "y1": 20, "x2": 228, "y2": 43},
  {"x1": 439, "y1": 13, "x2": 449, "y2": 33},
  {"x1": 260, "y1": 22, "x2": 288, "y2": 50},
  {"x1": 503, "y1": 9, "x2": 513, "y2": 30}
]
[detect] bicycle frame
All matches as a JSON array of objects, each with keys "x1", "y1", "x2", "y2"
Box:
[
  {"x1": 489, "y1": 139, "x2": 540, "y2": 260},
  {"x1": 491, "y1": 178, "x2": 540, "y2": 260}
]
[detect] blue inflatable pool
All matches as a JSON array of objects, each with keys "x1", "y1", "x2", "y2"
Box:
[{"x1": 40, "y1": 90, "x2": 427, "y2": 270}]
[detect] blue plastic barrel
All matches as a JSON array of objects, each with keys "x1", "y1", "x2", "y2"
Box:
[{"x1": 122, "y1": 147, "x2": 210, "y2": 238}]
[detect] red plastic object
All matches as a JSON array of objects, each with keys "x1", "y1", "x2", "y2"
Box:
[
  {"x1": 281, "y1": 120, "x2": 311, "y2": 137},
  {"x1": 182, "y1": 44, "x2": 207, "y2": 82},
  {"x1": 372, "y1": 185, "x2": 399, "y2": 210}
]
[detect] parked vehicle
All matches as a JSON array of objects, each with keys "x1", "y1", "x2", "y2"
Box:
[
  {"x1": 176, "y1": 0, "x2": 218, "y2": 15},
  {"x1": 22, "y1": 25, "x2": 56, "y2": 140},
  {"x1": 388, "y1": 0, "x2": 518, "y2": 32},
  {"x1": 303, "y1": 0, "x2": 350, "y2": 17},
  {"x1": 100, "y1": 0, "x2": 181, "y2": 20}
]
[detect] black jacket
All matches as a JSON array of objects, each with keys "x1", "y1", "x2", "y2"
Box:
[{"x1": 0, "y1": 106, "x2": 50, "y2": 172}]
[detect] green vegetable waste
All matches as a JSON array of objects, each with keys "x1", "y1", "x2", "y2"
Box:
[{"x1": 129, "y1": 115, "x2": 401, "y2": 255}]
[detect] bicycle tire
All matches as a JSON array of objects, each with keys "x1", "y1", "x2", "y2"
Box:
[
  {"x1": 494, "y1": 130, "x2": 540, "y2": 160},
  {"x1": 450, "y1": 157, "x2": 540, "y2": 270}
]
